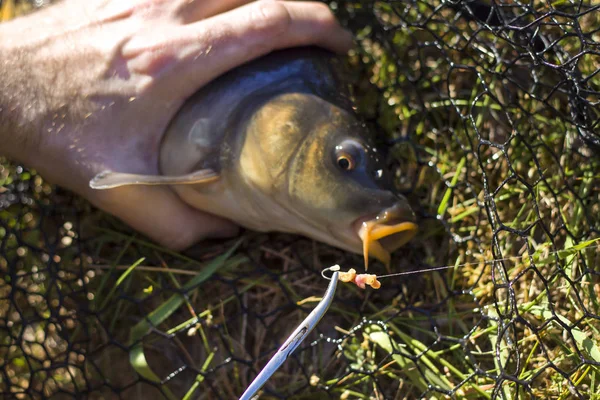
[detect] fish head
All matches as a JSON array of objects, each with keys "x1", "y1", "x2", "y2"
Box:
[{"x1": 242, "y1": 91, "x2": 417, "y2": 269}]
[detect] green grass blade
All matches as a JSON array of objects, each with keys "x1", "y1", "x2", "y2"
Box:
[
  {"x1": 438, "y1": 156, "x2": 466, "y2": 217},
  {"x1": 100, "y1": 257, "x2": 145, "y2": 311},
  {"x1": 127, "y1": 239, "x2": 245, "y2": 393}
]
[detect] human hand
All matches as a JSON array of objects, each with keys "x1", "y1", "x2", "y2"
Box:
[{"x1": 0, "y1": 0, "x2": 353, "y2": 249}]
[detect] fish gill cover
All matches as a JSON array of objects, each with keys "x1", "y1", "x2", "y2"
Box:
[{"x1": 1, "y1": 0, "x2": 599, "y2": 399}]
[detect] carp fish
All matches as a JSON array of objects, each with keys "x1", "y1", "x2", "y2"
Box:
[{"x1": 90, "y1": 47, "x2": 418, "y2": 270}]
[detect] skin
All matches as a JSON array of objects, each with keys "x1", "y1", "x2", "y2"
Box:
[{"x1": 0, "y1": 0, "x2": 354, "y2": 250}]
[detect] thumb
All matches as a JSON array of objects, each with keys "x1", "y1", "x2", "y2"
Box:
[{"x1": 92, "y1": 185, "x2": 240, "y2": 250}]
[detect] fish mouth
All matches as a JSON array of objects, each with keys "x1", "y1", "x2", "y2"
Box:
[{"x1": 353, "y1": 203, "x2": 418, "y2": 271}]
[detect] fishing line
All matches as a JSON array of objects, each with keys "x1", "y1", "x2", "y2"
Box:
[
  {"x1": 376, "y1": 264, "x2": 457, "y2": 279},
  {"x1": 373, "y1": 242, "x2": 600, "y2": 280},
  {"x1": 319, "y1": 242, "x2": 599, "y2": 283}
]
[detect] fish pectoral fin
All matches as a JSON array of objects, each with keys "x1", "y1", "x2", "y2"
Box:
[{"x1": 89, "y1": 169, "x2": 220, "y2": 190}]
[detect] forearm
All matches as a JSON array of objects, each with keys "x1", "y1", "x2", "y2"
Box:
[
  {"x1": 0, "y1": 6, "x2": 95, "y2": 175},
  {"x1": 0, "y1": 22, "x2": 44, "y2": 164}
]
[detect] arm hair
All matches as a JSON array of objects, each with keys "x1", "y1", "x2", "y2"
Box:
[
  {"x1": 0, "y1": 34, "x2": 45, "y2": 161},
  {"x1": 0, "y1": 5, "x2": 91, "y2": 166}
]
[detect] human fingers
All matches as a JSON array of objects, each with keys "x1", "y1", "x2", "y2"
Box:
[
  {"x1": 173, "y1": 0, "x2": 256, "y2": 24},
  {"x1": 93, "y1": 186, "x2": 240, "y2": 250},
  {"x1": 123, "y1": 1, "x2": 354, "y2": 97},
  {"x1": 190, "y1": 1, "x2": 355, "y2": 56},
  {"x1": 89, "y1": 0, "x2": 256, "y2": 25}
]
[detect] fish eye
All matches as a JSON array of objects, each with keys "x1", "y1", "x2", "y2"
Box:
[
  {"x1": 334, "y1": 139, "x2": 364, "y2": 172},
  {"x1": 337, "y1": 153, "x2": 354, "y2": 170}
]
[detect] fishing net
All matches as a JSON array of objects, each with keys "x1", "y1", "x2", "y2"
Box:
[{"x1": 1, "y1": 0, "x2": 599, "y2": 398}]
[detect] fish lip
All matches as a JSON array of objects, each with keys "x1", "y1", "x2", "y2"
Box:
[
  {"x1": 352, "y1": 203, "x2": 417, "y2": 239},
  {"x1": 351, "y1": 203, "x2": 418, "y2": 267},
  {"x1": 352, "y1": 216, "x2": 418, "y2": 251}
]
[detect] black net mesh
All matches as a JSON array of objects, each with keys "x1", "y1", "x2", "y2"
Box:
[{"x1": 1, "y1": 0, "x2": 599, "y2": 399}]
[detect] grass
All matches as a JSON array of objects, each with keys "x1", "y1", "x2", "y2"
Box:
[{"x1": 1, "y1": 0, "x2": 600, "y2": 399}]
